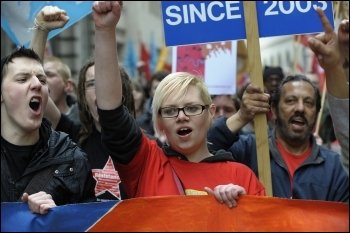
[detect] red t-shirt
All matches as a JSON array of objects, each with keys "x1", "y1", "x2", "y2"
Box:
[
  {"x1": 276, "y1": 138, "x2": 311, "y2": 178},
  {"x1": 116, "y1": 134, "x2": 265, "y2": 198}
]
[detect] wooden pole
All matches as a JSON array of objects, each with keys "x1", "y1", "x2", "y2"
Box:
[
  {"x1": 293, "y1": 35, "x2": 302, "y2": 73},
  {"x1": 243, "y1": 2, "x2": 273, "y2": 196},
  {"x1": 314, "y1": 81, "x2": 327, "y2": 136}
]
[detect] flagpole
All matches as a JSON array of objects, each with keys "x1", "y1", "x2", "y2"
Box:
[
  {"x1": 243, "y1": 2, "x2": 273, "y2": 196},
  {"x1": 293, "y1": 35, "x2": 302, "y2": 73},
  {"x1": 314, "y1": 81, "x2": 327, "y2": 136}
]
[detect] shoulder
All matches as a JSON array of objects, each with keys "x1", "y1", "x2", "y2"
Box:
[
  {"x1": 317, "y1": 145, "x2": 341, "y2": 159},
  {"x1": 315, "y1": 145, "x2": 345, "y2": 170},
  {"x1": 49, "y1": 130, "x2": 87, "y2": 161}
]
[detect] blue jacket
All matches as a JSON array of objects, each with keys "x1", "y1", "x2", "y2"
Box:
[{"x1": 207, "y1": 117, "x2": 349, "y2": 202}]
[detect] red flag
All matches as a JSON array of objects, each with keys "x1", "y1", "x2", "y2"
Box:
[
  {"x1": 140, "y1": 42, "x2": 151, "y2": 81},
  {"x1": 88, "y1": 195, "x2": 349, "y2": 232},
  {"x1": 311, "y1": 53, "x2": 325, "y2": 91},
  {"x1": 294, "y1": 35, "x2": 310, "y2": 47}
]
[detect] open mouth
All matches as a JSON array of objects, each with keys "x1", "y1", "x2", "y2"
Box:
[
  {"x1": 291, "y1": 119, "x2": 305, "y2": 126},
  {"x1": 29, "y1": 97, "x2": 41, "y2": 111},
  {"x1": 177, "y1": 127, "x2": 192, "y2": 136},
  {"x1": 290, "y1": 116, "x2": 307, "y2": 129}
]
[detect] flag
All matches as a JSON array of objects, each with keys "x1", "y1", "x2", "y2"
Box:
[
  {"x1": 294, "y1": 35, "x2": 310, "y2": 47},
  {"x1": 140, "y1": 42, "x2": 151, "y2": 81},
  {"x1": 2, "y1": 196, "x2": 347, "y2": 232},
  {"x1": 293, "y1": 34, "x2": 321, "y2": 73},
  {"x1": 89, "y1": 195, "x2": 348, "y2": 232},
  {"x1": 311, "y1": 53, "x2": 325, "y2": 91},
  {"x1": 156, "y1": 46, "x2": 169, "y2": 72},
  {"x1": 1, "y1": 1, "x2": 93, "y2": 47},
  {"x1": 123, "y1": 39, "x2": 137, "y2": 79},
  {"x1": 149, "y1": 33, "x2": 158, "y2": 74},
  {"x1": 1, "y1": 201, "x2": 118, "y2": 232}
]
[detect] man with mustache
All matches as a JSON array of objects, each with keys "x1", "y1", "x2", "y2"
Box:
[{"x1": 208, "y1": 76, "x2": 349, "y2": 202}]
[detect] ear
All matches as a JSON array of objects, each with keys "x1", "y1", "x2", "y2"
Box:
[
  {"x1": 64, "y1": 79, "x2": 75, "y2": 94},
  {"x1": 208, "y1": 104, "x2": 216, "y2": 119}
]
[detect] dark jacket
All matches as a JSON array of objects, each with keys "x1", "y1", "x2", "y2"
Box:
[
  {"x1": 207, "y1": 117, "x2": 349, "y2": 202},
  {"x1": 1, "y1": 119, "x2": 96, "y2": 205}
]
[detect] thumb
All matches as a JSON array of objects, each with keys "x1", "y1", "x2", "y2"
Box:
[
  {"x1": 21, "y1": 193, "x2": 29, "y2": 202},
  {"x1": 204, "y1": 187, "x2": 214, "y2": 195}
]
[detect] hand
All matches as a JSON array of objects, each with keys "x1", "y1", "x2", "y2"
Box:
[
  {"x1": 308, "y1": 8, "x2": 343, "y2": 70},
  {"x1": 21, "y1": 191, "x2": 56, "y2": 215},
  {"x1": 338, "y1": 19, "x2": 349, "y2": 61},
  {"x1": 238, "y1": 84, "x2": 270, "y2": 123},
  {"x1": 204, "y1": 184, "x2": 246, "y2": 208},
  {"x1": 92, "y1": 1, "x2": 123, "y2": 31},
  {"x1": 313, "y1": 133, "x2": 323, "y2": 145},
  {"x1": 35, "y1": 5, "x2": 69, "y2": 32}
]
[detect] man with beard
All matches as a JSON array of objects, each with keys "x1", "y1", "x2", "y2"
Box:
[{"x1": 208, "y1": 75, "x2": 348, "y2": 202}]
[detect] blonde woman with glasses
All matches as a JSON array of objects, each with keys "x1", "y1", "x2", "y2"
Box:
[{"x1": 93, "y1": 1, "x2": 265, "y2": 208}]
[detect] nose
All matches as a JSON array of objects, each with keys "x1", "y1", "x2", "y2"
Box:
[
  {"x1": 215, "y1": 108, "x2": 225, "y2": 117},
  {"x1": 295, "y1": 99, "x2": 305, "y2": 112},
  {"x1": 30, "y1": 75, "x2": 42, "y2": 90},
  {"x1": 176, "y1": 108, "x2": 189, "y2": 120}
]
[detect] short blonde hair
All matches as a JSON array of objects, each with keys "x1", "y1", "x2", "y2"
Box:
[
  {"x1": 152, "y1": 72, "x2": 212, "y2": 134},
  {"x1": 44, "y1": 56, "x2": 71, "y2": 82}
]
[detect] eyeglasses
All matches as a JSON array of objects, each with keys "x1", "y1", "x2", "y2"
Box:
[{"x1": 159, "y1": 104, "x2": 209, "y2": 118}]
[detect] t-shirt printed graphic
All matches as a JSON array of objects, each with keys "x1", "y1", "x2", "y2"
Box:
[
  {"x1": 185, "y1": 189, "x2": 208, "y2": 195},
  {"x1": 92, "y1": 156, "x2": 121, "y2": 200}
]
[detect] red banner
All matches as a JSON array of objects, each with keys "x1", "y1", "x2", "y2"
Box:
[{"x1": 88, "y1": 195, "x2": 348, "y2": 232}]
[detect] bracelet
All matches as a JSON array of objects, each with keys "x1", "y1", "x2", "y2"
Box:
[{"x1": 28, "y1": 18, "x2": 49, "y2": 32}]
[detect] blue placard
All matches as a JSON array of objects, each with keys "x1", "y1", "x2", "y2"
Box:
[
  {"x1": 1, "y1": 1, "x2": 93, "y2": 47},
  {"x1": 161, "y1": 1, "x2": 334, "y2": 46}
]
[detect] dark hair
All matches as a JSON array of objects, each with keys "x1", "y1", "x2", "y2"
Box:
[
  {"x1": 77, "y1": 60, "x2": 95, "y2": 145},
  {"x1": 271, "y1": 74, "x2": 321, "y2": 113},
  {"x1": 120, "y1": 67, "x2": 136, "y2": 119},
  {"x1": 1, "y1": 46, "x2": 42, "y2": 87},
  {"x1": 211, "y1": 94, "x2": 241, "y2": 112},
  {"x1": 151, "y1": 70, "x2": 170, "y2": 83},
  {"x1": 77, "y1": 61, "x2": 136, "y2": 145},
  {"x1": 263, "y1": 66, "x2": 284, "y2": 81}
]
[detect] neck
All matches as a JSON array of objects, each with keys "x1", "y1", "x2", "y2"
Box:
[
  {"x1": 183, "y1": 145, "x2": 212, "y2": 163},
  {"x1": 275, "y1": 133, "x2": 310, "y2": 155},
  {"x1": 1, "y1": 125, "x2": 39, "y2": 146},
  {"x1": 55, "y1": 98, "x2": 70, "y2": 114}
]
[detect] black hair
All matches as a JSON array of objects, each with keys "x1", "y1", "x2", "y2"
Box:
[
  {"x1": 1, "y1": 46, "x2": 42, "y2": 87},
  {"x1": 77, "y1": 60, "x2": 136, "y2": 145},
  {"x1": 271, "y1": 74, "x2": 321, "y2": 113},
  {"x1": 263, "y1": 66, "x2": 284, "y2": 81}
]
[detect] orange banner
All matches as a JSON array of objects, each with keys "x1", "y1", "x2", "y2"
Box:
[{"x1": 88, "y1": 195, "x2": 348, "y2": 232}]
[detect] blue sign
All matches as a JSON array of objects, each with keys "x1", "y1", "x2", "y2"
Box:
[
  {"x1": 161, "y1": 1, "x2": 334, "y2": 46},
  {"x1": 1, "y1": 1, "x2": 93, "y2": 47}
]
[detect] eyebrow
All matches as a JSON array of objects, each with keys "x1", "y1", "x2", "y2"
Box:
[
  {"x1": 162, "y1": 102, "x2": 202, "y2": 107},
  {"x1": 14, "y1": 71, "x2": 46, "y2": 77}
]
